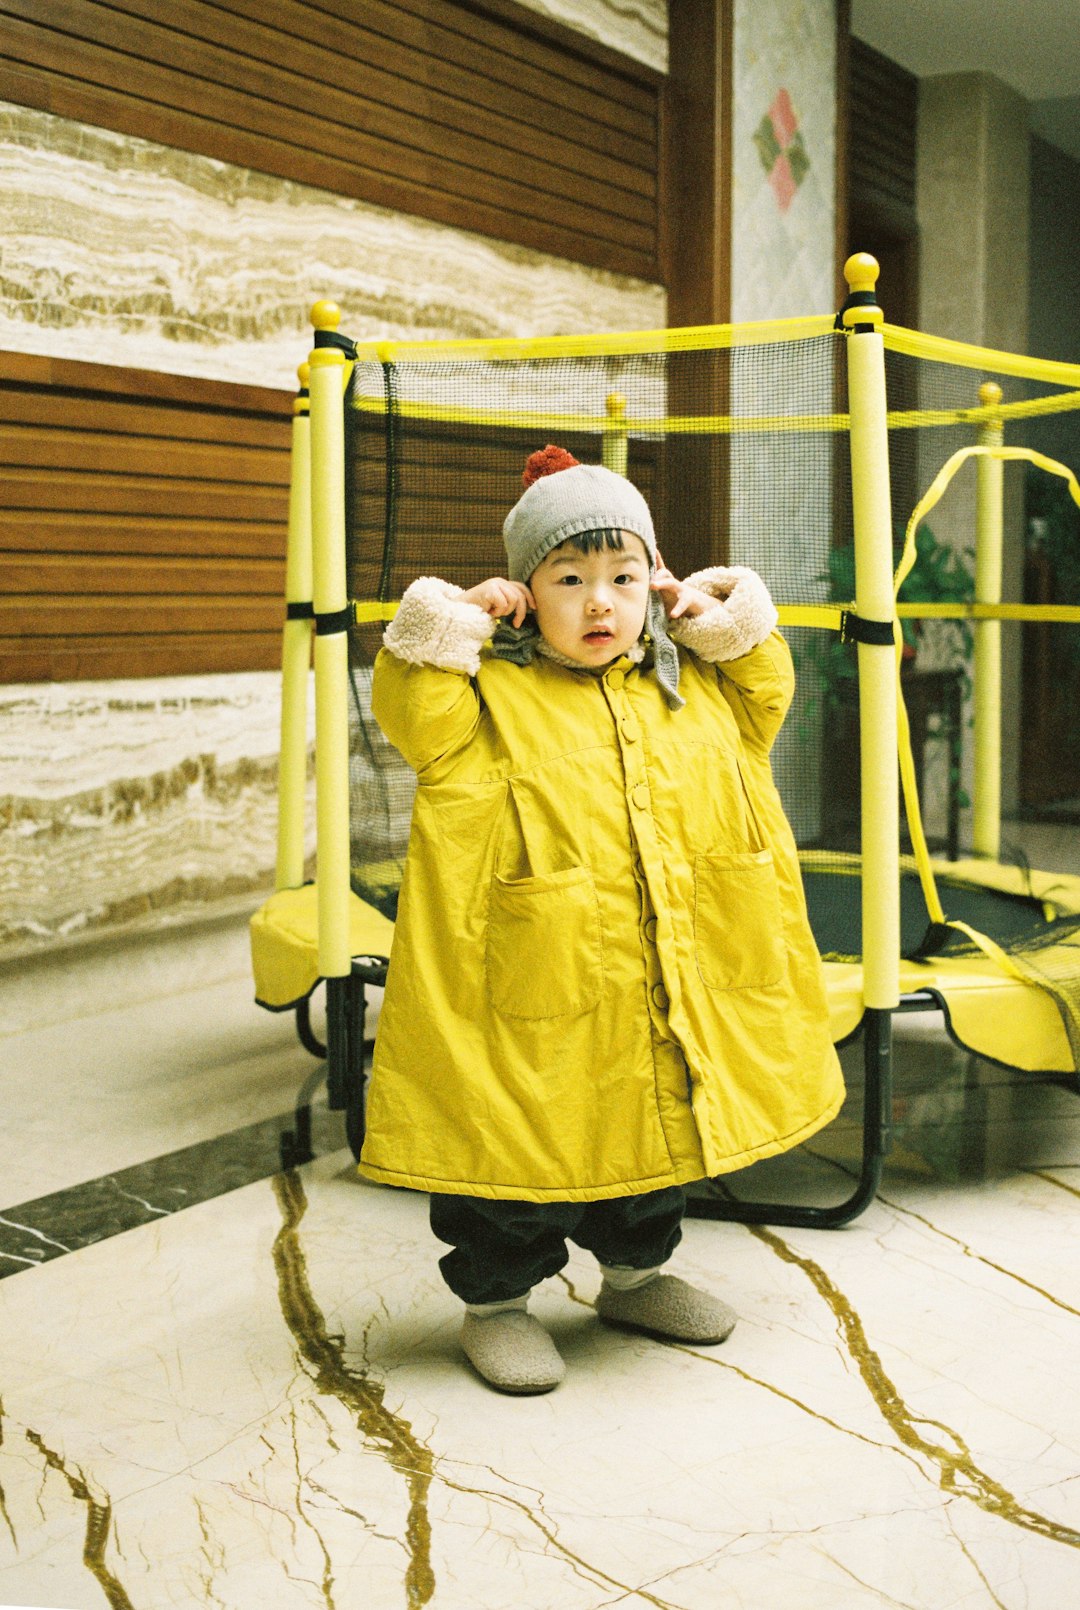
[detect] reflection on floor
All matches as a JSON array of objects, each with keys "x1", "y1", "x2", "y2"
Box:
[{"x1": 2, "y1": 839, "x2": 1079, "y2": 1609}]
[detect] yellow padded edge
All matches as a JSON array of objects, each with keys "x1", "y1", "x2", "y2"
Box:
[
  {"x1": 895, "y1": 602, "x2": 1080, "y2": 622},
  {"x1": 348, "y1": 394, "x2": 853, "y2": 433},
  {"x1": 250, "y1": 885, "x2": 396, "y2": 1010},
  {"x1": 349, "y1": 600, "x2": 1077, "y2": 628},
  {"x1": 351, "y1": 314, "x2": 837, "y2": 364},
  {"x1": 822, "y1": 956, "x2": 1075, "y2": 1071},
  {"x1": 347, "y1": 388, "x2": 1080, "y2": 436},
  {"x1": 883, "y1": 322, "x2": 1080, "y2": 388}
]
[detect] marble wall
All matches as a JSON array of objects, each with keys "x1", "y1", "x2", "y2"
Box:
[
  {"x1": 917, "y1": 73, "x2": 1031, "y2": 820},
  {"x1": 731, "y1": 0, "x2": 837, "y2": 322},
  {"x1": 0, "y1": 103, "x2": 666, "y2": 391},
  {"x1": 729, "y1": 0, "x2": 839, "y2": 828},
  {"x1": 0, "y1": 0, "x2": 844, "y2": 960},
  {"x1": 0, "y1": 675, "x2": 308, "y2": 954},
  {"x1": 521, "y1": 0, "x2": 666, "y2": 70}
]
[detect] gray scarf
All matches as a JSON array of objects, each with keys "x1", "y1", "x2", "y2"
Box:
[{"x1": 489, "y1": 590, "x2": 684, "y2": 710}]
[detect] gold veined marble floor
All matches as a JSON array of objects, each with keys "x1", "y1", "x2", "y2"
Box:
[{"x1": 2, "y1": 826, "x2": 1080, "y2": 1610}]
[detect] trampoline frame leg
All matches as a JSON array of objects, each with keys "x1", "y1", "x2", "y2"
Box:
[
  {"x1": 294, "y1": 995, "x2": 327, "y2": 1059},
  {"x1": 280, "y1": 972, "x2": 373, "y2": 1168},
  {"x1": 685, "y1": 1007, "x2": 893, "y2": 1229},
  {"x1": 325, "y1": 975, "x2": 351, "y2": 1112}
]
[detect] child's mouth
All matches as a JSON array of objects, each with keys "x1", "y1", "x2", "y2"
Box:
[{"x1": 584, "y1": 629, "x2": 613, "y2": 643}]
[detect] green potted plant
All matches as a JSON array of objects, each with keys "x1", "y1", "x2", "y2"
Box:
[
  {"x1": 796, "y1": 522, "x2": 974, "y2": 730},
  {"x1": 795, "y1": 525, "x2": 974, "y2": 848}
]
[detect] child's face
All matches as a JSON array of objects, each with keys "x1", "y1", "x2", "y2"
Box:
[{"x1": 529, "y1": 533, "x2": 651, "y2": 667}]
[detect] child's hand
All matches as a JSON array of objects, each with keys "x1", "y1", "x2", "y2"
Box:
[
  {"x1": 461, "y1": 577, "x2": 535, "y2": 628},
  {"x1": 650, "y1": 554, "x2": 719, "y2": 621}
]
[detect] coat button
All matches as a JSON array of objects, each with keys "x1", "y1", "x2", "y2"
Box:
[
  {"x1": 651, "y1": 982, "x2": 669, "y2": 1010},
  {"x1": 644, "y1": 916, "x2": 658, "y2": 943},
  {"x1": 606, "y1": 669, "x2": 625, "y2": 691},
  {"x1": 631, "y1": 782, "x2": 650, "y2": 809},
  {"x1": 620, "y1": 717, "x2": 639, "y2": 742}
]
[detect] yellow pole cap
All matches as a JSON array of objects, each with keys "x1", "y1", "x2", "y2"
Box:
[
  {"x1": 310, "y1": 300, "x2": 341, "y2": 332},
  {"x1": 841, "y1": 252, "x2": 883, "y2": 328},
  {"x1": 978, "y1": 381, "x2": 1003, "y2": 408},
  {"x1": 844, "y1": 252, "x2": 880, "y2": 294},
  {"x1": 606, "y1": 391, "x2": 627, "y2": 418},
  {"x1": 297, "y1": 362, "x2": 310, "y2": 388}
]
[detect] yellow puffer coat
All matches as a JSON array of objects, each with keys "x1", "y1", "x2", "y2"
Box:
[{"x1": 361, "y1": 630, "x2": 844, "y2": 1202}]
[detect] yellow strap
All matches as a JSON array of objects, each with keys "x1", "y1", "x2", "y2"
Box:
[
  {"x1": 897, "y1": 444, "x2": 1080, "y2": 596},
  {"x1": 896, "y1": 601, "x2": 1080, "y2": 622},
  {"x1": 942, "y1": 918, "x2": 1044, "y2": 985},
  {"x1": 893, "y1": 629, "x2": 946, "y2": 923},
  {"x1": 350, "y1": 598, "x2": 1075, "y2": 631},
  {"x1": 347, "y1": 315, "x2": 1080, "y2": 388},
  {"x1": 882, "y1": 322, "x2": 1080, "y2": 389},
  {"x1": 886, "y1": 389, "x2": 1080, "y2": 430},
  {"x1": 349, "y1": 389, "x2": 1080, "y2": 437},
  {"x1": 896, "y1": 441, "x2": 1080, "y2": 982},
  {"x1": 896, "y1": 640, "x2": 1064, "y2": 993},
  {"x1": 776, "y1": 604, "x2": 845, "y2": 630},
  {"x1": 350, "y1": 314, "x2": 837, "y2": 366},
  {"x1": 349, "y1": 393, "x2": 854, "y2": 434}
]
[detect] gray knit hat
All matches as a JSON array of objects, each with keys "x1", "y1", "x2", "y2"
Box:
[{"x1": 497, "y1": 448, "x2": 683, "y2": 709}]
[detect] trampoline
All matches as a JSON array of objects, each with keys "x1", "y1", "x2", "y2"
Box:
[{"x1": 251, "y1": 253, "x2": 1080, "y2": 1227}]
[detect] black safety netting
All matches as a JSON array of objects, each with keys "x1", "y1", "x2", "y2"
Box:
[{"x1": 340, "y1": 330, "x2": 1080, "y2": 1057}]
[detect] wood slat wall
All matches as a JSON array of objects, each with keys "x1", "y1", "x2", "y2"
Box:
[
  {"x1": 0, "y1": 0, "x2": 663, "y2": 279},
  {"x1": 0, "y1": 353, "x2": 292, "y2": 682},
  {"x1": 849, "y1": 36, "x2": 917, "y2": 219}
]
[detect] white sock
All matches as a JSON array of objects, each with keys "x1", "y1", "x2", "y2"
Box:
[
  {"x1": 599, "y1": 1263, "x2": 661, "y2": 1292},
  {"x1": 465, "y1": 1295, "x2": 530, "y2": 1318}
]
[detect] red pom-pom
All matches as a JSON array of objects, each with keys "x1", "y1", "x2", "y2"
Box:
[{"x1": 522, "y1": 444, "x2": 580, "y2": 489}]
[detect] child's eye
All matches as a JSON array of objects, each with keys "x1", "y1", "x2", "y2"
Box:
[
  {"x1": 615, "y1": 573, "x2": 635, "y2": 585},
  {"x1": 559, "y1": 574, "x2": 582, "y2": 585}
]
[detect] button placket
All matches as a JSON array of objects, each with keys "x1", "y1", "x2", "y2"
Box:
[{"x1": 608, "y1": 680, "x2": 677, "y2": 1047}]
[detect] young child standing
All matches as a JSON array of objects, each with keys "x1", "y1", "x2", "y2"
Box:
[{"x1": 361, "y1": 446, "x2": 843, "y2": 1394}]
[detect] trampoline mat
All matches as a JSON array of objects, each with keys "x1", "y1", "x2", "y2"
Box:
[
  {"x1": 804, "y1": 856, "x2": 1080, "y2": 1075},
  {"x1": 801, "y1": 860, "x2": 1077, "y2": 961}
]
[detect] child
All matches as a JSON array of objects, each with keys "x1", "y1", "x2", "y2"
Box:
[{"x1": 361, "y1": 446, "x2": 844, "y2": 1394}]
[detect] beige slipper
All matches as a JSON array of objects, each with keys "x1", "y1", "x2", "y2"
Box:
[
  {"x1": 460, "y1": 1310, "x2": 566, "y2": 1394},
  {"x1": 596, "y1": 1273, "x2": 736, "y2": 1345}
]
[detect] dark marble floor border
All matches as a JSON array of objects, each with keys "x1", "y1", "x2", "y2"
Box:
[{"x1": 0, "y1": 1100, "x2": 348, "y2": 1279}]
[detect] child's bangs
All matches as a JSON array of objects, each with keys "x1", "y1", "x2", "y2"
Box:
[{"x1": 562, "y1": 528, "x2": 627, "y2": 556}]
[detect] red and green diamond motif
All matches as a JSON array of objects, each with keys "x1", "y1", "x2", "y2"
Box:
[{"x1": 753, "y1": 88, "x2": 810, "y2": 213}]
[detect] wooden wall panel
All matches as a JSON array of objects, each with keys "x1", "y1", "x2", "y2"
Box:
[
  {"x1": 0, "y1": 353, "x2": 292, "y2": 682},
  {"x1": 0, "y1": 0, "x2": 662, "y2": 279},
  {"x1": 847, "y1": 37, "x2": 919, "y2": 329},
  {"x1": 849, "y1": 36, "x2": 917, "y2": 220}
]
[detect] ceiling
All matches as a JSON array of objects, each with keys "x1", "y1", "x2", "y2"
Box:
[{"x1": 852, "y1": 0, "x2": 1080, "y2": 160}]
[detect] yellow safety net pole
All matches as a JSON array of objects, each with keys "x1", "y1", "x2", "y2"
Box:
[
  {"x1": 602, "y1": 391, "x2": 628, "y2": 475},
  {"x1": 843, "y1": 253, "x2": 900, "y2": 1012},
  {"x1": 275, "y1": 363, "x2": 313, "y2": 891},
  {"x1": 973, "y1": 382, "x2": 1004, "y2": 859},
  {"x1": 308, "y1": 301, "x2": 353, "y2": 980}
]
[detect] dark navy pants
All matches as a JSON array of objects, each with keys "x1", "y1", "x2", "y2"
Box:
[{"x1": 429, "y1": 1185, "x2": 686, "y2": 1304}]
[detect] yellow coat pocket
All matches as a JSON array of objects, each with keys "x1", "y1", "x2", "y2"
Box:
[
  {"x1": 695, "y1": 850, "x2": 784, "y2": 990},
  {"x1": 486, "y1": 867, "x2": 603, "y2": 1019}
]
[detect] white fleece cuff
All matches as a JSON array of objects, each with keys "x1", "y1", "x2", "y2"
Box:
[
  {"x1": 382, "y1": 576, "x2": 495, "y2": 674},
  {"x1": 598, "y1": 1264, "x2": 661, "y2": 1291},
  {"x1": 668, "y1": 566, "x2": 779, "y2": 662}
]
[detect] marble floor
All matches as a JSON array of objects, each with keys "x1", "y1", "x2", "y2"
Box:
[{"x1": 2, "y1": 825, "x2": 1079, "y2": 1610}]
